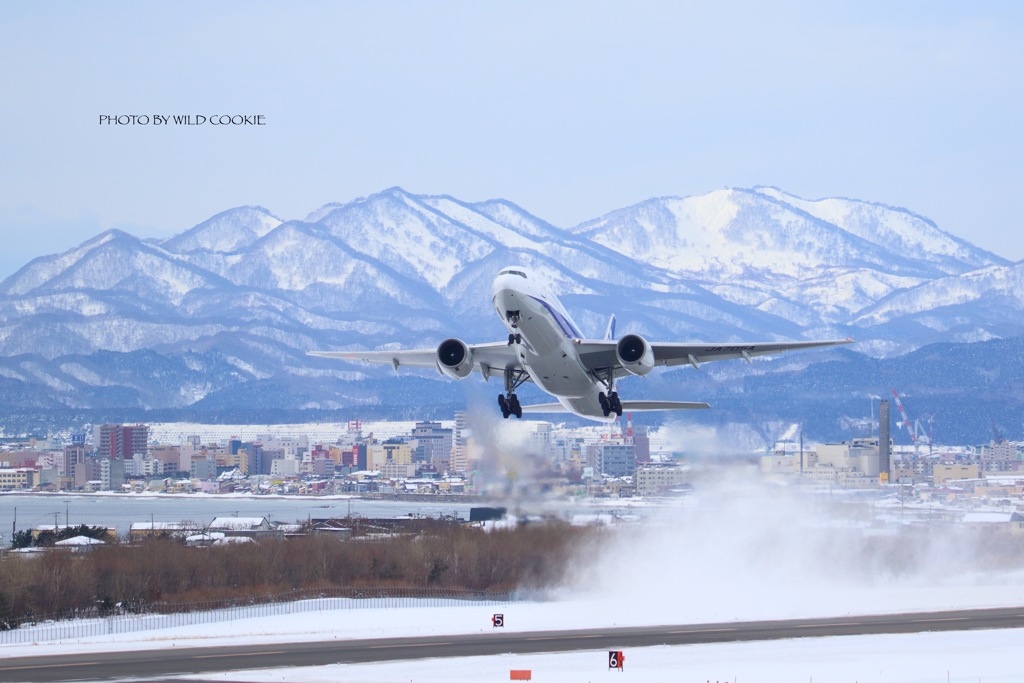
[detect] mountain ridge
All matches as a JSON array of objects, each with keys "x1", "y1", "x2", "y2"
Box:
[{"x1": 0, "y1": 186, "x2": 1019, "y2": 439}]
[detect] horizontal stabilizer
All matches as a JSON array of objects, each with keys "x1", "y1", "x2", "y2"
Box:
[
  {"x1": 519, "y1": 400, "x2": 710, "y2": 414},
  {"x1": 620, "y1": 401, "x2": 711, "y2": 411},
  {"x1": 519, "y1": 403, "x2": 572, "y2": 413}
]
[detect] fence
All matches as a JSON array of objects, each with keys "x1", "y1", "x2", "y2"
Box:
[{"x1": 0, "y1": 587, "x2": 521, "y2": 645}]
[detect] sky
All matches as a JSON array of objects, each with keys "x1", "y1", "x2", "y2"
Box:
[{"x1": 1, "y1": 2, "x2": 1023, "y2": 280}]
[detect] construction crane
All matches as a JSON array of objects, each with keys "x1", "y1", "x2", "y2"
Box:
[
  {"x1": 891, "y1": 389, "x2": 933, "y2": 454},
  {"x1": 991, "y1": 418, "x2": 1006, "y2": 444},
  {"x1": 891, "y1": 389, "x2": 916, "y2": 444}
]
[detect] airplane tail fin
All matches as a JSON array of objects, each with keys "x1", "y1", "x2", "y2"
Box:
[{"x1": 603, "y1": 314, "x2": 616, "y2": 340}]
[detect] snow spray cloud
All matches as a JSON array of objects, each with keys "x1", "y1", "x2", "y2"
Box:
[
  {"x1": 657, "y1": 418, "x2": 765, "y2": 459},
  {"x1": 461, "y1": 385, "x2": 549, "y2": 498},
  {"x1": 559, "y1": 467, "x2": 1024, "y2": 624}
]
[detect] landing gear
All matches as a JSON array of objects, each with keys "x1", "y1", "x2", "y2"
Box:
[
  {"x1": 599, "y1": 391, "x2": 622, "y2": 417},
  {"x1": 596, "y1": 367, "x2": 622, "y2": 417},
  {"x1": 499, "y1": 366, "x2": 529, "y2": 419},
  {"x1": 498, "y1": 393, "x2": 522, "y2": 419},
  {"x1": 506, "y1": 310, "x2": 522, "y2": 346}
]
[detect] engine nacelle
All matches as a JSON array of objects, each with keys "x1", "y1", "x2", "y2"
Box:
[
  {"x1": 616, "y1": 334, "x2": 655, "y2": 376},
  {"x1": 436, "y1": 338, "x2": 474, "y2": 379}
]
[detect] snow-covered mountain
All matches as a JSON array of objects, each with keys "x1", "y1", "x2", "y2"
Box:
[
  {"x1": 162, "y1": 206, "x2": 282, "y2": 254},
  {"x1": 0, "y1": 186, "x2": 1018, "y2": 425},
  {"x1": 574, "y1": 187, "x2": 1006, "y2": 327},
  {"x1": 853, "y1": 261, "x2": 1024, "y2": 341}
]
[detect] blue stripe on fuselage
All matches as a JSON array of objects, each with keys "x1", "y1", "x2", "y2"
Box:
[{"x1": 529, "y1": 295, "x2": 582, "y2": 338}]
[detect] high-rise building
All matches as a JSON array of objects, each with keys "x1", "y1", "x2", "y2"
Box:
[
  {"x1": 96, "y1": 424, "x2": 149, "y2": 460},
  {"x1": 453, "y1": 411, "x2": 468, "y2": 473},
  {"x1": 237, "y1": 442, "x2": 265, "y2": 476},
  {"x1": 879, "y1": 399, "x2": 891, "y2": 478},
  {"x1": 412, "y1": 421, "x2": 453, "y2": 469},
  {"x1": 62, "y1": 444, "x2": 86, "y2": 479},
  {"x1": 350, "y1": 442, "x2": 368, "y2": 470},
  {"x1": 596, "y1": 444, "x2": 637, "y2": 477},
  {"x1": 633, "y1": 425, "x2": 651, "y2": 464}
]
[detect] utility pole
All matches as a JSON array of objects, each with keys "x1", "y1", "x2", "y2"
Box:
[{"x1": 799, "y1": 431, "x2": 804, "y2": 476}]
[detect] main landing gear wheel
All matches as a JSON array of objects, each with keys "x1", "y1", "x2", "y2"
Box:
[
  {"x1": 498, "y1": 393, "x2": 522, "y2": 419},
  {"x1": 500, "y1": 366, "x2": 529, "y2": 419},
  {"x1": 599, "y1": 391, "x2": 623, "y2": 417}
]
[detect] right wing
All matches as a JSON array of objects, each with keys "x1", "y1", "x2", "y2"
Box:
[
  {"x1": 574, "y1": 338, "x2": 853, "y2": 376},
  {"x1": 308, "y1": 342, "x2": 522, "y2": 381}
]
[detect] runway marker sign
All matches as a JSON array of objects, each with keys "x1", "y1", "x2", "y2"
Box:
[
  {"x1": 492, "y1": 613, "x2": 505, "y2": 628},
  {"x1": 608, "y1": 650, "x2": 625, "y2": 671}
]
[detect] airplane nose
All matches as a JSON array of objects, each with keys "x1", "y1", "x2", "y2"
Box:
[
  {"x1": 492, "y1": 273, "x2": 513, "y2": 299},
  {"x1": 492, "y1": 275, "x2": 521, "y2": 322},
  {"x1": 492, "y1": 282, "x2": 514, "y2": 308}
]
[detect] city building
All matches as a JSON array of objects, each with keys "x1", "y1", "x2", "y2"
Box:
[
  {"x1": 978, "y1": 440, "x2": 1023, "y2": 473},
  {"x1": 453, "y1": 411, "x2": 468, "y2": 473},
  {"x1": 96, "y1": 424, "x2": 149, "y2": 460},
  {"x1": 815, "y1": 438, "x2": 882, "y2": 478},
  {"x1": 208, "y1": 516, "x2": 279, "y2": 539},
  {"x1": 635, "y1": 464, "x2": 689, "y2": 496},
  {"x1": 0, "y1": 468, "x2": 35, "y2": 491},
  {"x1": 593, "y1": 443, "x2": 637, "y2": 478},
  {"x1": 190, "y1": 459, "x2": 217, "y2": 481},
  {"x1": 933, "y1": 463, "x2": 981, "y2": 486},
  {"x1": 371, "y1": 440, "x2": 414, "y2": 471},
  {"x1": 411, "y1": 421, "x2": 453, "y2": 470}
]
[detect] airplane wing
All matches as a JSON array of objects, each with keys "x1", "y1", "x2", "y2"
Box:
[
  {"x1": 574, "y1": 338, "x2": 854, "y2": 375},
  {"x1": 308, "y1": 342, "x2": 522, "y2": 381},
  {"x1": 520, "y1": 400, "x2": 710, "y2": 414}
]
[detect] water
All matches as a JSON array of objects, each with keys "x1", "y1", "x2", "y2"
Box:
[{"x1": 0, "y1": 493, "x2": 477, "y2": 542}]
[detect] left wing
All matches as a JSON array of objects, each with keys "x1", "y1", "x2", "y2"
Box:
[
  {"x1": 574, "y1": 338, "x2": 853, "y2": 375},
  {"x1": 308, "y1": 342, "x2": 521, "y2": 381}
]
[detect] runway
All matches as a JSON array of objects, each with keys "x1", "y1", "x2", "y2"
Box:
[{"x1": 2, "y1": 606, "x2": 1023, "y2": 682}]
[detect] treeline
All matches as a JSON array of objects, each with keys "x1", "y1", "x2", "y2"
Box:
[
  {"x1": 0, "y1": 521, "x2": 594, "y2": 627},
  {"x1": 10, "y1": 524, "x2": 109, "y2": 549}
]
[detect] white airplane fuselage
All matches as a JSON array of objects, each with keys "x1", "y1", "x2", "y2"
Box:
[{"x1": 491, "y1": 268, "x2": 610, "y2": 419}]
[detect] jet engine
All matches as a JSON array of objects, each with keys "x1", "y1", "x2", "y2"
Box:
[
  {"x1": 616, "y1": 334, "x2": 655, "y2": 376},
  {"x1": 436, "y1": 338, "x2": 474, "y2": 379}
]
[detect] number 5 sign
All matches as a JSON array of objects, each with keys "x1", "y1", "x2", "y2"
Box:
[{"x1": 608, "y1": 650, "x2": 625, "y2": 670}]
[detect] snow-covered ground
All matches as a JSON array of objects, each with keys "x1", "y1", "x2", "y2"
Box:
[
  {"x1": 186, "y1": 629, "x2": 1024, "y2": 683},
  {"x1": 6, "y1": 475, "x2": 1024, "y2": 681},
  {"x1": 2, "y1": 598, "x2": 1022, "y2": 682}
]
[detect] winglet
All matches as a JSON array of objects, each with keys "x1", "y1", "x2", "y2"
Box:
[{"x1": 604, "y1": 314, "x2": 617, "y2": 341}]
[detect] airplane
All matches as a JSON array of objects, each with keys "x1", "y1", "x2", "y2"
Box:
[{"x1": 309, "y1": 266, "x2": 853, "y2": 422}]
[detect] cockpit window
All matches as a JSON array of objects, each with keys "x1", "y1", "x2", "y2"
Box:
[{"x1": 499, "y1": 269, "x2": 528, "y2": 278}]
